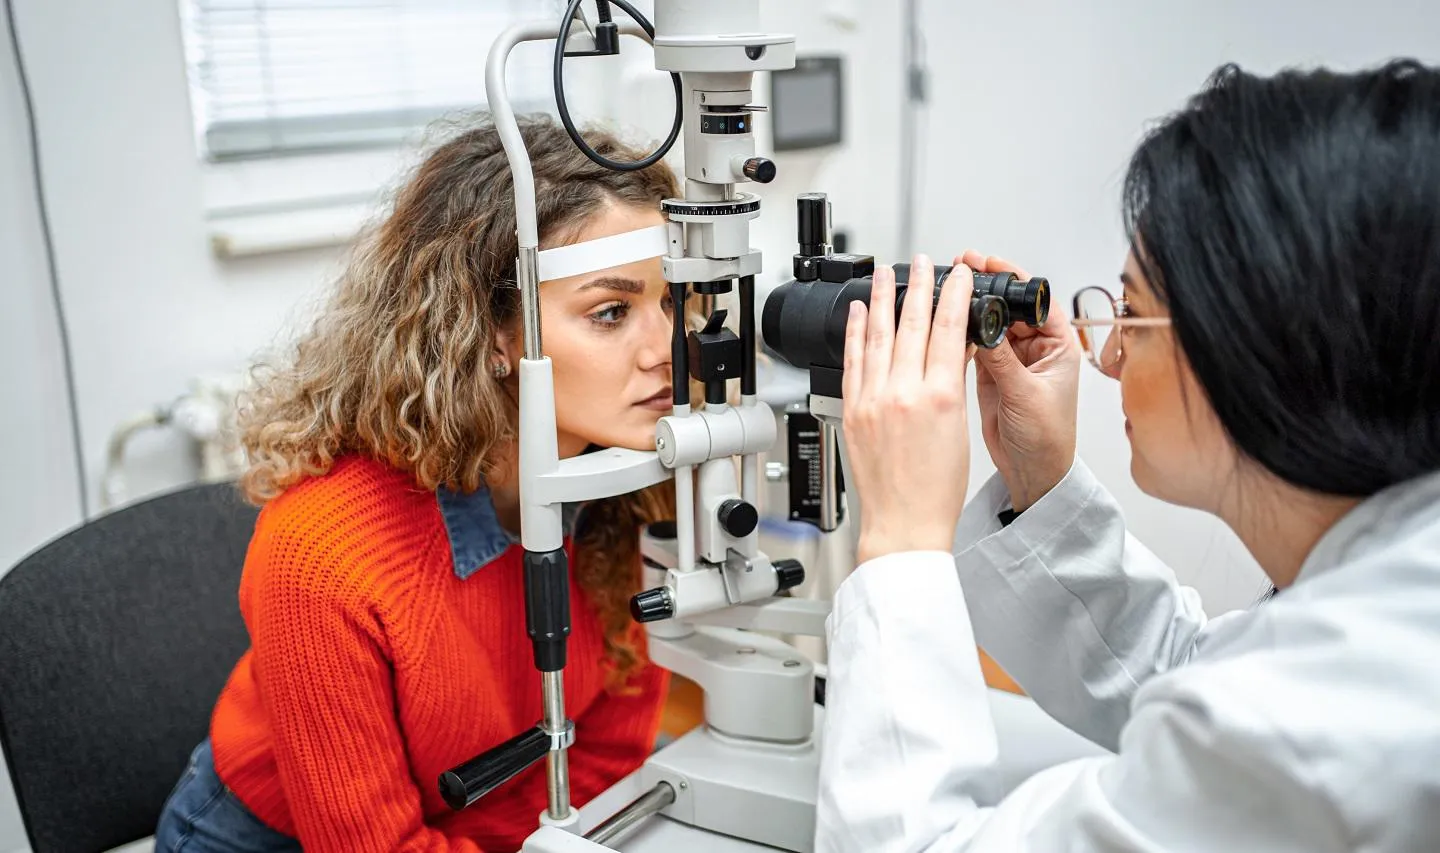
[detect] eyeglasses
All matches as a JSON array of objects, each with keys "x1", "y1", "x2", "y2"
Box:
[{"x1": 1070, "y1": 286, "x2": 1172, "y2": 373}]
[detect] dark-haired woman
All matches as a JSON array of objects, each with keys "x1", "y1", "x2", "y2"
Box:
[{"x1": 816, "y1": 60, "x2": 1440, "y2": 851}]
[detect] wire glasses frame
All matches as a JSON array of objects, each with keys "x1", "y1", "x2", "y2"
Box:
[{"x1": 1070, "y1": 286, "x2": 1172, "y2": 372}]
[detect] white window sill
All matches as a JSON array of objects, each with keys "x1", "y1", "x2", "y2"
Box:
[
  {"x1": 207, "y1": 201, "x2": 377, "y2": 259},
  {"x1": 200, "y1": 146, "x2": 417, "y2": 259}
]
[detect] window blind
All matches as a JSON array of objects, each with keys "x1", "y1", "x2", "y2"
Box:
[{"x1": 180, "y1": 0, "x2": 561, "y2": 160}]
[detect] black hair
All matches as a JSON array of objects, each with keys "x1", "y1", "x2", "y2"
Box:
[{"x1": 1123, "y1": 59, "x2": 1440, "y2": 498}]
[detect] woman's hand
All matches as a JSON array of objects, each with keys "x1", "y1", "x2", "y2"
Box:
[
  {"x1": 844, "y1": 255, "x2": 975, "y2": 565},
  {"x1": 962, "y1": 250, "x2": 1082, "y2": 512}
]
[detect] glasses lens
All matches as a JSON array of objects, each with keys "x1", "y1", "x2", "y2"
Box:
[{"x1": 1073, "y1": 288, "x2": 1120, "y2": 368}]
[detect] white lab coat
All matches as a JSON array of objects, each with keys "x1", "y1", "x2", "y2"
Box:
[{"x1": 816, "y1": 459, "x2": 1440, "y2": 852}]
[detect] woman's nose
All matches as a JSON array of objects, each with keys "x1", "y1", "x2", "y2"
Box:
[
  {"x1": 1100, "y1": 330, "x2": 1125, "y2": 379},
  {"x1": 637, "y1": 302, "x2": 673, "y2": 372},
  {"x1": 1101, "y1": 354, "x2": 1124, "y2": 380}
]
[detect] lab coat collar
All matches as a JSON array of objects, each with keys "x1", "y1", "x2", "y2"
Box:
[{"x1": 1296, "y1": 466, "x2": 1440, "y2": 585}]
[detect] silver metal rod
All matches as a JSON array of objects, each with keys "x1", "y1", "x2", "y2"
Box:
[
  {"x1": 543, "y1": 669, "x2": 565, "y2": 731},
  {"x1": 542, "y1": 670, "x2": 571, "y2": 820},
  {"x1": 819, "y1": 419, "x2": 840, "y2": 532},
  {"x1": 518, "y1": 245, "x2": 542, "y2": 360},
  {"x1": 584, "y1": 781, "x2": 677, "y2": 847},
  {"x1": 545, "y1": 749, "x2": 571, "y2": 822}
]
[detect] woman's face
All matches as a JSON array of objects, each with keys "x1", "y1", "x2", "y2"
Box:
[
  {"x1": 1114, "y1": 253, "x2": 1237, "y2": 511},
  {"x1": 525, "y1": 204, "x2": 675, "y2": 458}
]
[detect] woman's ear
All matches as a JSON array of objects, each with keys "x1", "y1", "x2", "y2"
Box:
[{"x1": 492, "y1": 324, "x2": 521, "y2": 380}]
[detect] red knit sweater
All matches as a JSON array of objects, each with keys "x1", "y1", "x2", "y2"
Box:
[{"x1": 210, "y1": 456, "x2": 668, "y2": 851}]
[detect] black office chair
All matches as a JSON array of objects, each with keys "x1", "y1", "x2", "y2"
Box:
[{"x1": 0, "y1": 482, "x2": 258, "y2": 853}]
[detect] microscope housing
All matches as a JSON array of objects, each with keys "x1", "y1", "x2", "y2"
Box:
[{"x1": 763, "y1": 193, "x2": 1052, "y2": 398}]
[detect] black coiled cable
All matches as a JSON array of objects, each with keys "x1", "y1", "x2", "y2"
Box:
[{"x1": 554, "y1": 0, "x2": 684, "y2": 172}]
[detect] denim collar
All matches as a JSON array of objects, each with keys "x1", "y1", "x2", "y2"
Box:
[{"x1": 436, "y1": 485, "x2": 583, "y2": 580}]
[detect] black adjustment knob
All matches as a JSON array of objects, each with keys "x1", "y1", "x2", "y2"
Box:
[
  {"x1": 743, "y1": 157, "x2": 777, "y2": 183},
  {"x1": 774, "y1": 559, "x2": 806, "y2": 592},
  {"x1": 717, "y1": 499, "x2": 759, "y2": 538},
  {"x1": 630, "y1": 587, "x2": 675, "y2": 623}
]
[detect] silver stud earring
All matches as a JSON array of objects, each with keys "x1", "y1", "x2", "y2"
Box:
[{"x1": 492, "y1": 358, "x2": 511, "y2": 380}]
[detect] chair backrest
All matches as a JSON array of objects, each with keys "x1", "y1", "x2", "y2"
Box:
[{"x1": 0, "y1": 482, "x2": 258, "y2": 853}]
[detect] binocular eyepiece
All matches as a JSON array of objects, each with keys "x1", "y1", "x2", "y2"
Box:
[
  {"x1": 761, "y1": 193, "x2": 1051, "y2": 395},
  {"x1": 893, "y1": 262, "x2": 1051, "y2": 347}
]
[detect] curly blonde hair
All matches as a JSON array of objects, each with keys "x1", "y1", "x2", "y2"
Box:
[{"x1": 239, "y1": 114, "x2": 681, "y2": 688}]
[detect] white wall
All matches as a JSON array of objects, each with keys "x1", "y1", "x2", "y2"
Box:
[
  {"x1": 0, "y1": 3, "x2": 78, "y2": 596},
  {"x1": 0, "y1": 0, "x2": 344, "y2": 578},
  {"x1": 0, "y1": 10, "x2": 66, "y2": 847},
  {"x1": 0, "y1": 0, "x2": 343, "y2": 847}
]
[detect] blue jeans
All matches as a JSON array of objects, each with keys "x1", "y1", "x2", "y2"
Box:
[{"x1": 154, "y1": 739, "x2": 301, "y2": 853}]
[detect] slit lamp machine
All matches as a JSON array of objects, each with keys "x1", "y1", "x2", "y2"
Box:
[{"x1": 435, "y1": 3, "x2": 1050, "y2": 850}]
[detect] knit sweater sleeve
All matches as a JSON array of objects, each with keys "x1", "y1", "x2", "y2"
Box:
[
  {"x1": 568, "y1": 658, "x2": 670, "y2": 803},
  {"x1": 248, "y1": 529, "x2": 485, "y2": 853}
]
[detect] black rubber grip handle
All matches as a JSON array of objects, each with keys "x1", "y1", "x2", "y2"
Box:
[
  {"x1": 525, "y1": 548, "x2": 570, "y2": 673},
  {"x1": 438, "y1": 725, "x2": 549, "y2": 810}
]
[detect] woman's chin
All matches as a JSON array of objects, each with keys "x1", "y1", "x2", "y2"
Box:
[
  {"x1": 619, "y1": 434, "x2": 659, "y2": 453},
  {"x1": 587, "y1": 429, "x2": 660, "y2": 454},
  {"x1": 560, "y1": 405, "x2": 672, "y2": 454},
  {"x1": 1130, "y1": 455, "x2": 1186, "y2": 505},
  {"x1": 1130, "y1": 455, "x2": 1156, "y2": 498}
]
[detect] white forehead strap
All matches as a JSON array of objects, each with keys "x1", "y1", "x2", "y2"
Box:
[{"x1": 536, "y1": 224, "x2": 669, "y2": 283}]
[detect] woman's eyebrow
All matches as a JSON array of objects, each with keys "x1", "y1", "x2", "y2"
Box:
[{"x1": 575, "y1": 276, "x2": 645, "y2": 295}]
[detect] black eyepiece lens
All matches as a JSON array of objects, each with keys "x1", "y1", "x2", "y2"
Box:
[
  {"x1": 973, "y1": 270, "x2": 1050, "y2": 328},
  {"x1": 1029, "y1": 279, "x2": 1050, "y2": 326}
]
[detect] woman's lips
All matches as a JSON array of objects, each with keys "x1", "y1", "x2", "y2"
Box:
[{"x1": 637, "y1": 390, "x2": 674, "y2": 411}]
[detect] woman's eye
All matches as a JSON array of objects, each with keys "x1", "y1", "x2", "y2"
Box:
[{"x1": 590, "y1": 302, "x2": 630, "y2": 326}]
